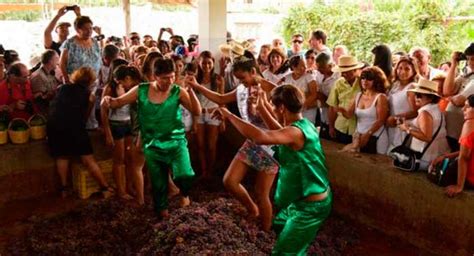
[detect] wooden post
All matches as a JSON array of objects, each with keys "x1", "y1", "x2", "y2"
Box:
[{"x1": 122, "y1": 0, "x2": 131, "y2": 36}]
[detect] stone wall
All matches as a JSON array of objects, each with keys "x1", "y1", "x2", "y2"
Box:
[{"x1": 0, "y1": 132, "x2": 472, "y2": 255}]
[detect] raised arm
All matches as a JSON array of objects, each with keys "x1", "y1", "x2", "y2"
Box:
[
  {"x1": 179, "y1": 86, "x2": 201, "y2": 116},
  {"x1": 304, "y1": 80, "x2": 319, "y2": 109},
  {"x1": 101, "y1": 85, "x2": 139, "y2": 109},
  {"x1": 186, "y1": 75, "x2": 236, "y2": 105},
  {"x1": 256, "y1": 89, "x2": 282, "y2": 130},
  {"x1": 221, "y1": 108, "x2": 304, "y2": 148},
  {"x1": 443, "y1": 52, "x2": 461, "y2": 97},
  {"x1": 44, "y1": 6, "x2": 67, "y2": 49}
]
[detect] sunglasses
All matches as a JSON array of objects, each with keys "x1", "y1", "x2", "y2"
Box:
[
  {"x1": 292, "y1": 40, "x2": 303, "y2": 44},
  {"x1": 360, "y1": 72, "x2": 375, "y2": 81}
]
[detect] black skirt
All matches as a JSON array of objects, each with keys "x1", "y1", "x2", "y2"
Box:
[{"x1": 47, "y1": 126, "x2": 93, "y2": 157}]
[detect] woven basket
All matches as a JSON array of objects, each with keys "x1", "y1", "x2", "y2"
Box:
[
  {"x1": 8, "y1": 118, "x2": 30, "y2": 144},
  {"x1": 0, "y1": 130, "x2": 7, "y2": 145},
  {"x1": 28, "y1": 114, "x2": 47, "y2": 140}
]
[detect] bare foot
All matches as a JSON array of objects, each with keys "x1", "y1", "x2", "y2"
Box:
[
  {"x1": 248, "y1": 203, "x2": 260, "y2": 219},
  {"x1": 118, "y1": 193, "x2": 134, "y2": 200},
  {"x1": 168, "y1": 186, "x2": 180, "y2": 198},
  {"x1": 179, "y1": 196, "x2": 191, "y2": 207}
]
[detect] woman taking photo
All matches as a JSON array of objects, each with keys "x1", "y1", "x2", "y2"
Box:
[{"x1": 47, "y1": 67, "x2": 111, "y2": 198}]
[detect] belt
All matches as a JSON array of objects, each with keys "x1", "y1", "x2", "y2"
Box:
[{"x1": 303, "y1": 187, "x2": 330, "y2": 202}]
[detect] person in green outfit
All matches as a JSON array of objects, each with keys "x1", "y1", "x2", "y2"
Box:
[
  {"x1": 215, "y1": 84, "x2": 332, "y2": 255},
  {"x1": 101, "y1": 58, "x2": 201, "y2": 218}
]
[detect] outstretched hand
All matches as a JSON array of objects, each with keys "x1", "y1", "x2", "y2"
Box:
[
  {"x1": 184, "y1": 75, "x2": 199, "y2": 89},
  {"x1": 101, "y1": 96, "x2": 112, "y2": 108},
  {"x1": 211, "y1": 107, "x2": 231, "y2": 121}
]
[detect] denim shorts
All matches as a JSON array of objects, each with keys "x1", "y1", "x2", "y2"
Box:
[{"x1": 110, "y1": 120, "x2": 133, "y2": 140}]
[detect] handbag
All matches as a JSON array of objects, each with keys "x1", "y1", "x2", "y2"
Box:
[
  {"x1": 360, "y1": 127, "x2": 386, "y2": 154},
  {"x1": 389, "y1": 116, "x2": 443, "y2": 172},
  {"x1": 427, "y1": 157, "x2": 458, "y2": 186}
]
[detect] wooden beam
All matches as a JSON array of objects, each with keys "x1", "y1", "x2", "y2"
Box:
[{"x1": 122, "y1": 0, "x2": 131, "y2": 36}]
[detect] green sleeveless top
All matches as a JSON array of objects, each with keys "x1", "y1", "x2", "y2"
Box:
[
  {"x1": 137, "y1": 83, "x2": 185, "y2": 150},
  {"x1": 274, "y1": 118, "x2": 330, "y2": 208}
]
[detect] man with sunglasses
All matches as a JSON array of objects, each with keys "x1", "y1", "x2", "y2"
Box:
[{"x1": 287, "y1": 34, "x2": 305, "y2": 58}]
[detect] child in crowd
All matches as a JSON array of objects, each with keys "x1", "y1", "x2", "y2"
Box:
[
  {"x1": 216, "y1": 84, "x2": 331, "y2": 255},
  {"x1": 101, "y1": 65, "x2": 142, "y2": 200},
  {"x1": 102, "y1": 58, "x2": 201, "y2": 218}
]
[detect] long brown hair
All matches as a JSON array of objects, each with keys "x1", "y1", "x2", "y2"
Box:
[
  {"x1": 360, "y1": 66, "x2": 389, "y2": 93},
  {"x1": 393, "y1": 56, "x2": 419, "y2": 83}
]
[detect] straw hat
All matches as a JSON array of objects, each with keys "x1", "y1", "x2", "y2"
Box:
[
  {"x1": 408, "y1": 78, "x2": 440, "y2": 97},
  {"x1": 219, "y1": 42, "x2": 245, "y2": 57},
  {"x1": 331, "y1": 55, "x2": 364, "y2": 73}
]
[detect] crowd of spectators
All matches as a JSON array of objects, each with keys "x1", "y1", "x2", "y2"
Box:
[{"x1": 1, "y1": 5, "x2": 473, "y2": 201}]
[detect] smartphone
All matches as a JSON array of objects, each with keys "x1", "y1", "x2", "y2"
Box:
[{"x1": 65, "y1": 5, "x2": 77, "y2": 11}]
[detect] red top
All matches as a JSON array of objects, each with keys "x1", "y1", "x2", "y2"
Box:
[
  {"x1": 459, "y1": 131, "x2": 474, "y2": 186},
  {"x1": 0, "y1": 79, "x2": 35, "y2": 120}
]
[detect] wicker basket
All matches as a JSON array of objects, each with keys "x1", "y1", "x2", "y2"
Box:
[
  {"x1": 28, "y1": 114, "x2": 47, "y2": 140},
  {"x1": 0, "y1": 130, "x2": 7, "y2": 145},
  {"x1": 72, "y1": 160, "x2": 114, "y2": 199},
  {"x1": 8, "y1": 118, "x2": 30, "y2": 144}
]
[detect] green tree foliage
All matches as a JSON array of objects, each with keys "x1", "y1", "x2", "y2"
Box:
[{"x1": 282, "y1": 0, "x2": 474, "y2": 65}]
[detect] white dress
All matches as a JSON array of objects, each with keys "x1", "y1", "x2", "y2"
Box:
[
  {"x1": 354, "y1": 92, "x2": 389, "y2": 154},
  {"x1": 262, "y1": 69, "x2": 290, "y2": 85},
  {"x1": 387, "y1": 81, "x2": 415, "y2": 153},
  {"x1": 313, "y1": 70, "x2": 340, "y2": 125},
  {"x1": 409, "y1": 103, "x2": 449, "y2": 163},
  {"x1": 281, "y1": 72, "x2": 317, "y2": 122}
]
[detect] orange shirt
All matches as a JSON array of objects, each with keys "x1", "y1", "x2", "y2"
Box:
[{"x1": 459, "y1": 131, "x2": 474, "y2": 186}]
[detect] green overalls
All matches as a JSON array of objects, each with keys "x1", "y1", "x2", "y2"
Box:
[
  {"x1": 272, "y1": 118, "x2": 332, "y2": 256},
  {"x1": 137, "y1": 83, "x2": 195, "y2": 213}
]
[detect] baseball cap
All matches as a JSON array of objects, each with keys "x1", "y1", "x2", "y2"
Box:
[{"x1": 56, "y1": 22, "x2": 71, "y2": 29}]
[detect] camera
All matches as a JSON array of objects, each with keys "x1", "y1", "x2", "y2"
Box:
[
  {"x1": 455, "y1": 51, "x2": 467, "y2": 62},
  {"x1": 65, "y1": 5, "x2": 77, "y2": 11}
]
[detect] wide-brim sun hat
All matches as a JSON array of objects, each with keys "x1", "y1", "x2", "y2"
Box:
[
  {"x1": 219, "y1": 41, "x2": 245, "y2": 57},
  {"x1": 408, "y1": 78, "x2": 441, "y2": 97},
  {"x1": 332, "y1": 55, "x2": 365, "y2": 73}
]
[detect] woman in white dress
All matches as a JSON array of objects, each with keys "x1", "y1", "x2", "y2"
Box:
[
  {"x1": 337, "y1": 66, "x2": 389, "y2": 154},
  {"x1": 386, "y1": 56, "x2": 419, "y2": 152},
  {"x1": 398, "y1": 78, "x2": 449, "y2": 167},
  {"x1": 262, "y1": 48, "x2": 290, "y2": 84},
  {"x1": 280, "y1": 55, "x2": 319, "y2": 122}
]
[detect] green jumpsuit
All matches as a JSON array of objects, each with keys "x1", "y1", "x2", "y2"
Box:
[
  {"x1": 137, "y1": 83, "x2": 195, "y2": 213},
  {"x1": 272, "y1": 118, "x2": 332, "y2": 256}
]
